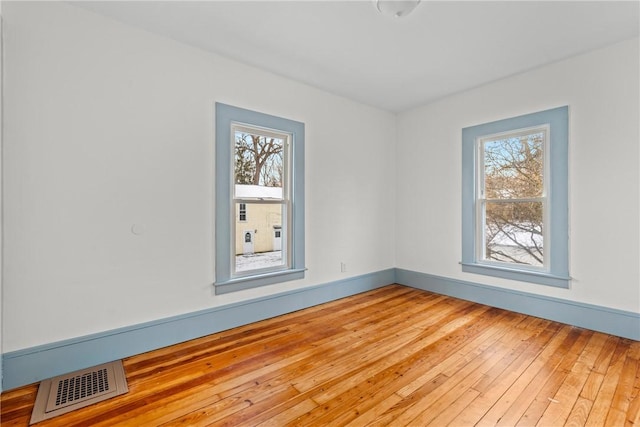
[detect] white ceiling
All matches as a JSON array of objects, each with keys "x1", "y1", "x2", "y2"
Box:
[{"x1": 73, "y1": 1, "x2": 639, "y2": 112}]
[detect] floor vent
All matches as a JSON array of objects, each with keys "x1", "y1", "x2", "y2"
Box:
[{"x1": 30, "y1": 360, "x2": 128, "y2": 425}]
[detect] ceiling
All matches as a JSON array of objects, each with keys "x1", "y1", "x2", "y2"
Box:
[{"x1": 73, "y1": 1, "x2": 639, "y2": 113}]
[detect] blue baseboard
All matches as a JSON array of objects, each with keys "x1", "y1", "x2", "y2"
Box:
[
  {"x1": 1, "y1": 269, "x2": 394, "y2": 391},
  {"x1": 3, "y1": 267, "x2": 638, "y2": 391},
  {"x1": 396, "y1": 268, "x2": 640, "y2": 342}
]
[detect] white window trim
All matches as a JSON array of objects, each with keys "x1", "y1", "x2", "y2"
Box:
[
  {"x1": 215, "y1": 103, "x2": 305, "y2": 294},
  {"x1": 461, "y1": 106, "x2": 570, "y2": 288}
]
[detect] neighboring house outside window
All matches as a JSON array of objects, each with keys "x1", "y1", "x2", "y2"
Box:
[
  {"x1": 215, "y1": 103, "x2": 305, "y2": 294},
  {"x1": 233, "y1": 184, "x2": 282, "y2": 255},
  {"x1": 461, "y1": 106, "x2": 569, "y2": 288}
]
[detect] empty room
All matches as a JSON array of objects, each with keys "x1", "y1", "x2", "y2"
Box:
[{"x1": 1, "y1": 1, "x2": 639, "y2": 426}]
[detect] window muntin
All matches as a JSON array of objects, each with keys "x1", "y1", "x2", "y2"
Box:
[
  {"x1": 476, "y1": 126, "x2": 548, "y2": 270},
  {"x1": 461, "y1": 106, "x2": 569, "y2": 288},
  {"x1": 238, "y1": 203, "x2": 247, "y2": 222}
]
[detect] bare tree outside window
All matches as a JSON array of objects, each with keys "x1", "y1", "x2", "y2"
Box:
[
  {"x1": 482, "y1": 131, "x2": 545, "y2": 267},
  {"x1": 234, "y1": 132, "x2": 283, "y2": 188}
]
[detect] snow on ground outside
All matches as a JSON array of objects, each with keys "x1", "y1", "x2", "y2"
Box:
[
  {"x1": 236, "y1": 251, "x2": 283, "y2": 272},
  {"x1": 486, "y1": 224, "x2": 543, "y2": 266},
  {"x1": 488, "y1": 223, "x2": 543, "y2": 247}
]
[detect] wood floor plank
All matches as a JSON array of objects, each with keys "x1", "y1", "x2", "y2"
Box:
[
  {"x1": 466, "y1": 320, "x2": 563, "y2": 426},
  {"x1": 315, "y1": 304, "x2": 498, "y2": 408},
  {"x1": 484, "y1": 323, "x2": 564, "y2": 418},
  {"x1": 565, "y1": 396, "x2": 593, "y2": 427},
  {"x1": 450, "y1": 322, "x2": 570, "y2": 426},
  {"x1": 84, "y1": 328, "x2": 334, "y2": 425},
  {"x1": 584, "y1": 338, "x2": 630, "y2": 426},
  {"x1": 422, "y1": 387, "x2": 480, "y2": 426},
  {"x1": 402, "y1": 310, "x2": 526, "y2": 398},
  {"x1": 366, "y1": 313, "x2": 538, "y2": 426},
  {"x1": 367, "y1": 373, "x2": 450, "y2": 427},
  {"x1": 513, "y1": 327, "x2": 593, "y2": 426},
  {"x1": 191, "y1": 292, "x2": 440, "y2": 426},
  {"x1": 1, "y1": 284, "x2": 638, "y2": 427},
  {"x1": 308, "y1": 304, "x2": 496, "y2": 403},
  {"x1": 116, "y1": 324, "x2": 361, "y2": 425},
  {"x1": 610, "y1": 348, "x2": 638, "y2": 414},
  {"x1": 233, "y1": 303, "x2": 502, "y2": 426},
  {"x1": 288, "y1": 296, "x2": 459, "y2": 396},
  {"x1": 605, "y1": 408, "x2": 627, "y2": 426},
  {"x1": 342, "y1": 392, "x2": 404, "y2": 427},
  {"x1": 626, "y1": 357, "x2": 640, "y2": 426},
  {"x1": 535, "y1": 330, "x2": 606, "y2": 426},
  {"x1": 253, "y1": 399, "x2": 317, "y2": 427}
]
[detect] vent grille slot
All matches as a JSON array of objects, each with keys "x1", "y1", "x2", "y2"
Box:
[
  {"x1": 30, "y1": 361, "x2": 128, "y2": 425},
  {"x1": 49, "y1": 367, "x2": 111, "y2": 411}
]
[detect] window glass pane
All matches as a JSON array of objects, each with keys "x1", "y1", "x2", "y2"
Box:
[
  {"x1": 234, "y1": 202, "x2": 286, "y2": 273},
  {"x1": 483, "y1": 132, "x2": 544, "y2": 199},
  {"x1": 234, "y1": 130, "x2": 284, "y2": 196},
  {"x1": 484, "y1": 201, "x2": 543, "y2": 267}
]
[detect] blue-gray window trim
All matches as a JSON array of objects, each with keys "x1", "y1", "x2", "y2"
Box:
[
  {"x1": 461, "y1": 106, "x2": 569, "y2": 288},
  {"x1": 215, "y1": 103, "x2": 305, "y2": 294}
]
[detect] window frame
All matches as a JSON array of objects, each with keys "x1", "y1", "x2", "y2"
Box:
[
  {"x1": 215, "y1": 103, "x2": 305, "y2": 294},
  {"x1": 461, "y1": 106, "x2": 569, "y2": 288}
]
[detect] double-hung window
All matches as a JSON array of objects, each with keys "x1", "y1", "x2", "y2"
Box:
[
  {"x1": 215, "y1": 103, "x2": 305, "y2": 294},
  {"x1": 461, "y1": 106, "x2": 569, "y2": 288}
]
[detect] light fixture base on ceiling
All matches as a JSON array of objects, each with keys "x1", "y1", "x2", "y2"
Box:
[{"x1": 376, "y1": 0, "x2": 421, "y2": 18}]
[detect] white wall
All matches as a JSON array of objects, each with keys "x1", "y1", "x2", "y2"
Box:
[
  {"x1": 396, "y1": 37, "x2": 640, "y2": 313},
  {"x1": 3, "y1": 1, "x2": 638, "y2": 358},
  {"x1": 1, "y1": 2, "x2": 396, "y2": 352}
]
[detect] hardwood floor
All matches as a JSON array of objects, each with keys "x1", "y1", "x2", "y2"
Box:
[{"x1": 2, "y1": 284, "x2": 639, "y2": 426}]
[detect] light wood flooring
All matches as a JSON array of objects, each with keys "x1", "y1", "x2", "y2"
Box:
[{"x1": 2, "y1": 284, "x2": 639, "y2": 426}]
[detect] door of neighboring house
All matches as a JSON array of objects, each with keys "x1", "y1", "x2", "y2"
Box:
[
  {"x1": 243, "y1": 230, "x2": 254, "y2": 254},
  {"x1": 273, "y1": 226, "x2": 282, "y2": 251}
]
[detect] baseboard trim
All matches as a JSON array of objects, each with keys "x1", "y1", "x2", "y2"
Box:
[
  {"x1": 396, "y1": 268, "x2": 640, "y2": 341},
  {"x1": 1, "y1": 269, "x2": 394, "y2": 391},
  {"x1": 4, "y1": 267, "x2": 638, "y2": 391}
]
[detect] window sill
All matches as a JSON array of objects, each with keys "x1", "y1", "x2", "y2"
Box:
[
  {"x1": 215, "y1": 268, "x2": 306, "y2": 295},
  {"x1": 461, "y1": 262, "x2": 570, "y2": 288}
]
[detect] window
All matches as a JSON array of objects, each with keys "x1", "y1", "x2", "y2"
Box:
[
  {"x1": 462, "y1": 106, "x2": 569, "y2": 288},
  {"x1": 238, "y1": 203, "x2": 247, "y2": 222},
  {"x1": 479, "y1": 127, "x2": 547, "y2": 267},
  {"x1": 215, "y1": 103, "x2": 305, "y2": 294}
]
